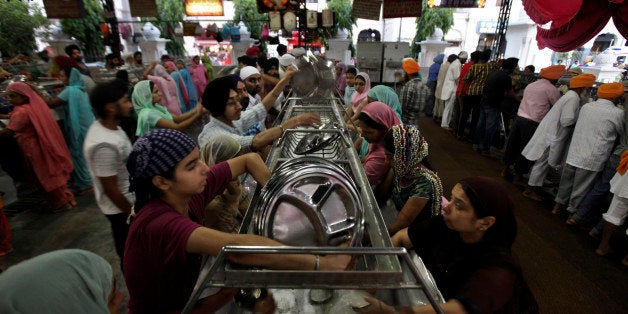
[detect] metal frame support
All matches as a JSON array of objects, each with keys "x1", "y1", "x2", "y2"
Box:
[
  {"x1": 182, "y1": 246, "x2": 445, "y2": 314},
  {"x1": 491, "y1": 0, "x2": 512, "y2": 60},
  {"x1": 101, "y1": 0, "x2": 121, "y2": 59}
]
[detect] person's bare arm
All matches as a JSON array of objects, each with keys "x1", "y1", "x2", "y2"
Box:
[
  {"x1": 156, "y1": 104, "x2": 203, "y2": 131},
  {"x1": 351, "y1": 99, "x2": 369, "y2": 121},
  {"x1": 186, "y1": 227, "x2": 350, "y2": 270},
  {"x1": 172, "y1": 102, "x2": 204, "y2": 123},
  {"x1": 225, "y1": 153, "x2": 271, "y2": 187},
  {"x1": 250, "y1": 113, "x2": 321, "y2": 152},
  {"x1": 260, "y1": 67, "x2": 298, "y2": 111},
  {"x1": 142, "y1": 61, "x2": 158, "y2": 79},
  {"x1": 387, "y1": 197, "x2": 428, "y2": 236},
  {"x1": 45, "y1": 95, "x2": 65, "y2": 108},
  {"x1": 390, "y1": 228, "x2": 412, "y2": 248}
]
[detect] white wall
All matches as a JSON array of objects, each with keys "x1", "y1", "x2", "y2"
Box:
[{"x1": 350, "y1": 0, "x2": 625, "y2": 71}]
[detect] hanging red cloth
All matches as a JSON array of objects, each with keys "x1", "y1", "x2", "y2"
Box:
[
  {"x1": 523, "y1": 0, "x2": 628, "y2": 52},
  {"x1": 522, "y1": 0, "x2": 582, "y2": 27}
]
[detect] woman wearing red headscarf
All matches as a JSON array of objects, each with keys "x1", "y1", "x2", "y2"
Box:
[{"x1": 0, "y1": 82, "x2": 75, "y2": 211}]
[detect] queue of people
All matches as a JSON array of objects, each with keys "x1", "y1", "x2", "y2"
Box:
[{"x1": 422, "y1": 48, "x2": 628, "y2": 267}]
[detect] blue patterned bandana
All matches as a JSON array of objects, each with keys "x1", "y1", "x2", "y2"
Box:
[{"x1": 127, "y1": 129, "x2": 196, "y2": 183}]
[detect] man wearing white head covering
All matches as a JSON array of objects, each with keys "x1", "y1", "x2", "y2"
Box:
[
  {"x1": 239, "y1": 66, "x2": 266, "y2": 136},
  {"x1": 278, "y1": 54, "x2": 296, "y2": 79},
  {"x1": 290, "y1": 47, "x2": 306, "y2": 58}
]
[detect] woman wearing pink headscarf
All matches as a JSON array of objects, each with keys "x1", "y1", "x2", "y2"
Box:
[
  {"x1": 0, "y1": 82, "x2": 75, "y2": 211},
  {"x1": 164, "y1": 61, "x2": 191, "y2": 112},
  {"x1": 144, "y1": 62, "x2": 182, "y2": 116},
  {"x1": 189, "y1": 55, "x2": 209, "y2": 97},
  {"x1": 347, "y1": 72, "x2": 371, "y2": 120},
  {"x1": 335, "y1": 62, "x2": 347, "y2": 97},
  {"x1": 356, "y1": 101, "x2": 401, "y2": 186}
]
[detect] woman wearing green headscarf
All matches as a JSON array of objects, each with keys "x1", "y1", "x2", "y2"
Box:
[
  {"x1": 200, "y1": 134, "x2": 250, "y2": 233},
  {"x1": 0, "y1": 249, "x2": 122, "y2": 313},
  {"x1": 201, "y1": 55, "x2": 215, "y2": 81},
  {"x1": 132, "y1": 80, "x2": 205, "y2": 137},
  {"x1": 366, "y1": 85, "x2": 403, "y2": 120}
]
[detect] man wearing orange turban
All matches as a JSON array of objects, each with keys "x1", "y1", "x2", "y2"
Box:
[
  {"x1": 399, "y1": 58, "x2": 426, "y2": 125},
  {"x1": 552, "y1": 80, "x2": 624, "y2": 219},
  {"x1": 501, "y1": 64, "x2": 562, "y2": 184},
  {"x1": 401, "y1": 58, "x2": 420, "y2": 75},
  {"x1": 539, "y1": 65, "x2": 566, "y2": 80},
  {"x1": 521, "y1": 73, "x2": 596, "y2": 201},
  {"x1": 597, "y1": 82, "x2": 624, "y2": 100},
  {"x1": 595, "y1": 81, "x2": 628, "y2": 258},
  {"x1": 569, "y1": 73, "x2": 596, "y2": 89}
]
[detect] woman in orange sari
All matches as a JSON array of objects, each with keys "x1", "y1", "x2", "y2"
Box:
[{"x1": 0, "y1": 82, "x2": 75, "y2": 211}]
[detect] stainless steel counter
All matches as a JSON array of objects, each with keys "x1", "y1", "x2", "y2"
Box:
[{"x1": 183, "y1": 97, "x2": 444, "y2": 313}]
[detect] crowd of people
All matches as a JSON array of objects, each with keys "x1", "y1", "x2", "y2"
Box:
[{"x1": 0, "y1": 42, "x2": 626, "y2": 313}]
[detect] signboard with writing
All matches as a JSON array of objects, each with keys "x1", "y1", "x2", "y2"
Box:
[
  {"x1": 428, "y1": 0, "x2": 486, "y2": 8},
  {"x1": 129, "y1": 0, "x2": 159, "y2": 17},
  {"x1": 477, "y1": 20, "x2": 498, "y2": 33},
  {"x1": 186, "y1": 0, "x2": 224, "y2": 16},
  {"x1": 383, "y1": 0, "x2": 422, "y2": 18},
  {"x1": 43, "y1": 0, "x2": 86, "y2": 19},
  {"x1": 352, "y1": 0, "x2": 381, "y2": 21}
]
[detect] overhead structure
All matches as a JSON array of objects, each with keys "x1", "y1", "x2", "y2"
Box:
[
  {"x1": 490, "y1": 0, "x2": 512, "y2": 60},
  {"x1": 522, "y1": 0, "x2": 628, "y2": 52}
]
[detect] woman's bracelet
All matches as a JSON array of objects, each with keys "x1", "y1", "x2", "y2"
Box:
[
  {"x1": 278, "y1": 124, "x2": 285, "y2": 134},
  {"x1": 314, "y1": 255, "x2": 320, "y2": 271}
]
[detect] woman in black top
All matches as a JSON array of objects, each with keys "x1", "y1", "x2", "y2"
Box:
[{"x1": 359, "y1": 176, "x2": 538, "y2": 314}]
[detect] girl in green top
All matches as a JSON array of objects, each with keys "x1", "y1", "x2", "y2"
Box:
[{"x1": 132, "y1": 80, "x2": 205, "y2": 137}]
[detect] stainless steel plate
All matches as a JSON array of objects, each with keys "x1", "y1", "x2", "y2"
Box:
[{"x1": 257, "y1": 157, "x2": 363, "y2": 247}]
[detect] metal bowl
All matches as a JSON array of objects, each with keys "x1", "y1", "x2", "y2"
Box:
[{"x1": 290, "y1": 50, "x2": 336, "y2": 98}]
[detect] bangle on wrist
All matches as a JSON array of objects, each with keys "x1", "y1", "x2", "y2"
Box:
[
  {"x1": 278, "y1": 124, "x2": 285, "y2": 134},
  {"x1": 314, "y1": 255, "x2": 320, "y2": 270}
]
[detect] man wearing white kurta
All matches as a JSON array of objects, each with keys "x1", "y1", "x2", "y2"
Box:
[
  {"x1": 433, "y1": 55, "x2": 453, "y2": 122},
  {"x1": 521, "y1": 74, "x2": 596, "y2": 201},
  {"x1": 553, "y1": 82, "x2": 625, "y2": 215},
  {"x1": 594, "y1": 81, "x2": 628, "y2": 259},
  {"x1": 440, "y1": 51, "x2": 467, "y2": 129}
]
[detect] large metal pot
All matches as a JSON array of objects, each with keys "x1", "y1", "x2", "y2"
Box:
[{"x1": 256, "y1": 156, "x2": 364, "y2": 247}]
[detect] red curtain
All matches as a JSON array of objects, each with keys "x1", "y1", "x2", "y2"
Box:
[
  {"x1": 522, "y1": 0, "x2": 582, "y2": 27},
  {"x1": 522, "y1": 0, "x2": 628, "y2": 52}
]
